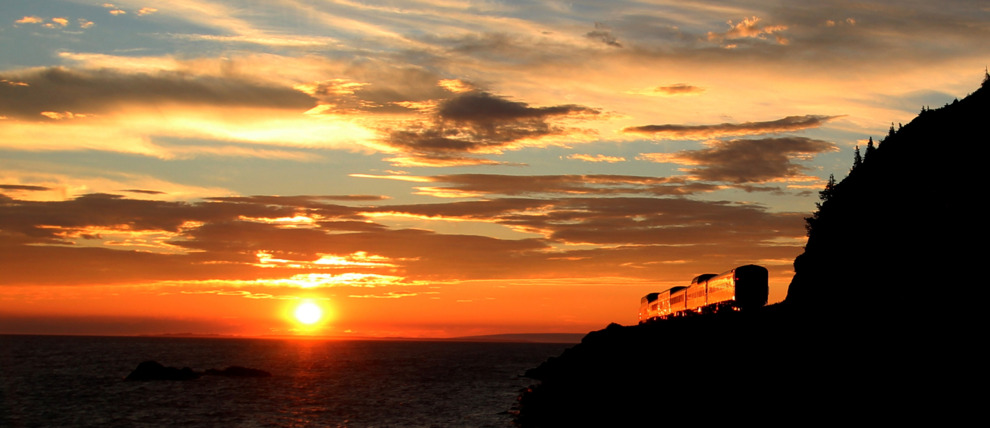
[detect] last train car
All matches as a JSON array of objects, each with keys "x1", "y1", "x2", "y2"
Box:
[{"x1": 702, "y1": 264, "x2": 769, "y2": 312}]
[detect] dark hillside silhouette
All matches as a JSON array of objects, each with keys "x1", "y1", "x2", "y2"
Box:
[
  {"x1": 515, "y1": 74, "x2": 988, "y2": 426},
  {"x1": 788, "y1": 72, "x2": 988, "y2": 319}
]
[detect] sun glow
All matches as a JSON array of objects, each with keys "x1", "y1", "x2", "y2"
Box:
[{"x1": 294, "y1": 300, "x2": 324, "y2": 325}]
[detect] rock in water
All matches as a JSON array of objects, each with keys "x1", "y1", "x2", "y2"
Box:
[{"x1": 124, "y1": 360, "x2": 201, "y2": 381}]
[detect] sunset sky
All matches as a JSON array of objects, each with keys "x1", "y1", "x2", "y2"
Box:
[{"x1": 2, "y1": 0, "x2": 987, "y2": 338}]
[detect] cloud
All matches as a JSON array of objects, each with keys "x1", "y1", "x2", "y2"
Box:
[
  {"x1": 638, "y1": 137, "x2": 838, "y2": 183},
  {"x1": 382, "y1": 151, "x2": 513, "y2": 168},
  {"x1": 439, "y1": 91, "x2": 581, "y2": 122},
  {"x1": 586, "y1": 22, "x2": 622, "y2": 47},
  {"x1": 122, "y1": 189, "x2": 166, "y2": 195},
  {"x1": 0, "y1": 188, "x2": 804, "y2": 287},
  {"x1": 348, "y1": 292, "x2": 419, "y2": 299},
  {"x1": 637, "y1": 84, "x2": 704, "y2": 96},
  {"x1": 383, "y1": 91, "x2": 601, "y2": 165},
  {"x1": 623, "y1": 115, "x2": 840, "y2": 140},
  {"x1": 0, "y1": 67, "x2": 315, "y2": 120},
  {"x1": 0, "y1": 191, "x2": 541, "y2": 285},
  {"x1": 0, "y1": 184, "x2": 50, "y2": 192},
  {"x1": 14, "y1": 16, "x2": 88, "y2": 29},
  {"x1": 566, "y1": 154, "x2": 626, "y2": 163},
  {"x1": 102, "y1": 3, "x2": 126, "y2": 16},
  {"x1": 15, "y1": 16, "x2": 44, "y2": 24},
  {"x1": 39, "y1": 111, "x2": 93, "y2": 120},
  {"x1": 367, "y1": 195, "x2": 806, "y2": 252},
  {"x1": 706, "y1": 16, "x2": 789, "y2": 47},
  {"x1": 824, "y1": 18, "x2": 856, "y2": 27},
  {"x1": 171, "y1": 33, "x2": 337, "y2": 48},
  {"x1": 298, "y1": 65, "x2": 455, "y2": 115},
  {"x1": 1, "y1": 167, "x2": 239, "y2": 202},
  {"x1": 0, "y1": 66, "x2": 374, "y2": 155},
  {"x1": 361, "y1": 173, "x2": 717, "y2": 197}
]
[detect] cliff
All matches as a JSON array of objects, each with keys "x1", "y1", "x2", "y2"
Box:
[{"x1": 514, "y1": 75, "x2": 988, "y2": 426}]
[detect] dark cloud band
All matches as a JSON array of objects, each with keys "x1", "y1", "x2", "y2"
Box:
[{"x1": 623, "y1": 114, "x2": 840, "y2": 139}]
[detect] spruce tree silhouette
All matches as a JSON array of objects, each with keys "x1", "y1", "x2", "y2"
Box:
[{"x1": 804, "y1": 174, "x2": 834, "y2": 236}]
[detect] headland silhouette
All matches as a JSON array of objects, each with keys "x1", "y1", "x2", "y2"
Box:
[{"x1": 513, "y1": 73, "x2": 989, "y2": 426}]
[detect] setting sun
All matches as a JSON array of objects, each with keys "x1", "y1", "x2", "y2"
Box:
[{"x1": 294, "y1": 301, "x2": 323, "y2": 325}]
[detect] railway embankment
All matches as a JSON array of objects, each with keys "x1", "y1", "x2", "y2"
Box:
[{"x1": 514, "y1": 75, "x2": 988, "y2": 426}]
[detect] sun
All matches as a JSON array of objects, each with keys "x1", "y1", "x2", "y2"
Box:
[{"x1": 294, "y1": 300, "x2": 323, "y2": 325}]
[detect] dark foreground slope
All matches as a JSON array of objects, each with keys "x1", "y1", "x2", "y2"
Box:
[
  {"x1": 515, "y1": 76, "x2": 988, "y2": 426},
  {"x1": 786, "y1": 75, "x2": 988, "y2": 315}
]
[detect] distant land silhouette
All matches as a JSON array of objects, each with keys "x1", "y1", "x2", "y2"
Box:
[
  {"x1": 129, "y1": 332, "x2": 585, "y2": 343},
  {"x1": 514, "y1": 74, "x2": 988, "y2": 426}
]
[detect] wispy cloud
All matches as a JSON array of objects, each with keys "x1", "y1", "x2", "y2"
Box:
[
  {"x1": 0, "y1": 186, "x2": 804, "y2": 288},
  {"x1": 586, "y1": 22, "x2": 622, "y2": 47},
  {"x1": 623, "y1": 115, "x2": 840, "y2": 140},
  {"x1": 0, "y1": 67, "x2": 315, "y2": 120},
  {"x1": 628, "y1": 84, "x2": 705, "y2": 97},
  {"x1": 706, "y1": 16, "x2": 789, "y2": 47},
  {"x1": 638, "y1": 137, "x2": 838, "y2": 183},
  {"x1": 566, "y1": 154, "x2": 626, "y2": 163},
  {"x1": 358, "y1": 174, "x2": 711, "y2": 197},
  {"x1": 15, "y1": 16, "x2": 44, "y2": 24}
]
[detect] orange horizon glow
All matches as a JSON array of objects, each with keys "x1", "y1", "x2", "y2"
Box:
[{"x1": 0, "y1": 270, "x2": 793, "y2": 338}]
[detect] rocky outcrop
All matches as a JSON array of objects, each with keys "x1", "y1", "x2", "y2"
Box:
[{"x1": 124, "y1": 360, "x2": 202, "y2": 381}]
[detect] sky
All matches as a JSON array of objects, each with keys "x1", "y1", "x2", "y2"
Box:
[{"x1": 1, "y1": 0, "x2": 987, "y2": 338}]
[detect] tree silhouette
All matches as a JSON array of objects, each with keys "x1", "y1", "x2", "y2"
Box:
[
  {"x1": 864, "y1": 137, "x2": 876, "y2": 162},
  {"x1": 820, "y1": 173, "x2": 836, "y2": 203},
  {"x1": 804, "y1": 174, "x2": 835, "y2": 236}
]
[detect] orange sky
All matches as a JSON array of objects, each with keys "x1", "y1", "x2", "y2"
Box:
[{"x1": 2, "y1": 1, "x2": 987, "y2": 338}]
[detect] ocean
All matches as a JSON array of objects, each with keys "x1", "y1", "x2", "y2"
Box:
[{"x1": 0, "y1": 335, "x2": 572, "y2": 427}]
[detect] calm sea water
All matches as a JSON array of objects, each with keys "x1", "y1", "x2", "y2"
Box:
[{"x1": 0, "y1": 335, "x2": 571, "y2": 427}]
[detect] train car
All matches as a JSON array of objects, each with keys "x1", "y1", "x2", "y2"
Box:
[
  {"x1": 702, "y1": 264, "x2": 768, "y2": 312},
  {"x1": 683, "y1": 274, "x2": 715, "y2": 313},
  {"x1": 637, "y1": 265, "x2": 768, "y2": 322},
  {"x1": 692, "y1": 274, "x2": 718, "y2": 285},
  {"x1": 685, "y1": 281, "x2": 706, "y2": 312},
  {"x1": 638, "y1": 293, "x2": 660, "y2": 324},
  {"x1": 656, "y1": 286, "x2": 685, "y2": 318},
  {"x1": 638, "y1": 286, "x2": 690, "y2": 323},
  {"x1": 669, "y1": 286, "x2": 688, "y2": 316}
]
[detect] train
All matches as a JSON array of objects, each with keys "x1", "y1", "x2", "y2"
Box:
[{"x1": 638, "y1": 264, "x2": 768, "y2": 323}]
